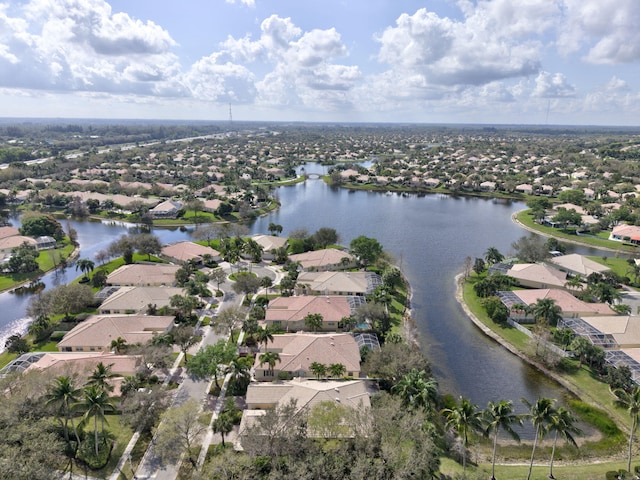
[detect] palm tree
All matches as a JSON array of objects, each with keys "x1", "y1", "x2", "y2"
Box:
[
  {"x1": 255, "y1": 326, "x2": 274, "y2": 351},
  {"x1": 224, "y1": 356, "x2": 251, "y2": 386},
  {"x1": 442, "y1": 397, "x2": 483, "y2": 474},
  {"x1": 78, "y1": 384, "x2": 116, "y2": 457},
  {"x1": 109, "y1": 336, "x2": 127, "y2": 354},
  {"x1": 309, "y1": 361, "x2": 327, "y2": 379},
  {"x1": 259, "y1": 351, "x2": 280, "y2": 377},
  {"x1": 213, "y1": 412, "x2": 235, "y2": 447},
  {"x1": 75, "y1": 258, "x2": 95, "y2": 280},
  {"x1": 328, "y1": 363, "x2": 346, "y2": 378},
  {"x1": 547, "y1": 407, "x2": 581, "y2": 479},
  {"x1": 304, "y1": 313, "x2": 324, "y2": 333},
  {"x1": 564, "y1": 274, "x2": 585, "y2": 291},
  {"x1": 614, "y1": 386, "x2": 640, "y2": 474},
  {"x1": 484, "y1": 246, "x2": 504, "y2": 265},
  {"x1": 483, "y1": 400, "x2": 522, "y2": 480},
  {"x1": 523, "y1": 397, "x2": 557, "y2": 480},
  {"x1": 532, "y1": 298, "x2": 563, "y2": 327},
  {"x1": 260, "y1": 275, "x2": 273, "y2": 301},
  {"x1": 45, "y1": 375, "x2": 82, "y2": 446},
  {"x1": 391, "y1": 369, "x2": 438, "y2": 412},
  {"x1": 87, "y1": 362, "x2": 117, "y2": 393}
]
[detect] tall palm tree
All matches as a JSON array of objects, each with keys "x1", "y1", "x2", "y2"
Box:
[
  {"x1": 442, "y1": 397, "x2": 483, "y2": 473},
  {"x1": 547, "y1": 407, "x2": 582, "y2": 479},
  {"x1": 78, "y1": 384, "x2": 116, "y2": 457},
  {"x1": 484, "y1": 246, "x2": 504, "y2": 265},
  {"x1": 45, "y1": 375, "x2": 82, "y2": 446},
  {"x1": 255, "y1": 326, "x2": 274, "y2": 351},
  {"x1": 75, "y1": 258, "x2": 95, "y2": 280},
  {"x1": 109, "y1": 336, "x2": 127, "y2": 354},
  {"x1": 213, "y1": 411, "x2": 234, "y2": 447},
  {"x1": 328, "y1": 363, "x2": 346, "y2": 378},
  {"x1": 483, "y1": 400, "x2": 522, "y2": 480},
  {"x1": 87, "y1": 362, "x2": 117, "y2": 393},
  {"x1": 614, "y1": 386, "x2": 640, "y2": 474},
  {"x1": 532, "y1": 298, "x2": 563, "y2": 327},
  {"x1": 523, "y1": 397, "x2": 557, "y2": 480},
  {"x1": 259, "y1": 351, "x2": 280, "y2": 377},
  {"x1": 224, "y1": 356, "x2": 251, "y2": 386},
  {"x1": 391, "y1": 368, "x2": 439, "y2": 412}
]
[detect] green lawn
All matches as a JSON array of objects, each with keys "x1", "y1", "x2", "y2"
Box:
[{"x1": 0, "y1": 242, "x2": 75, "y2": 292}]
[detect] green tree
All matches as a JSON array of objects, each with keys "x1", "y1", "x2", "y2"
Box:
[
  {"x1": 255, "y1": 325, "x2": 274, "y2": 351},
  {"x1": 532, "y1": 298, "x2": 563, "y2": 327},
  {"x1": 328, "y1": 363, "x2": 346, "y2": 378},
  {"x1": 154, "y1": 399, "x2": 206, "y2": 468},
  {"x1": 473, "y1": 257, "x2": 486, "y2": 275},
  {"x1": 547, "y1": 407, "x2": 581, "y2": 479},
  {"x1": 313, "y1": 227, "x2": 339, "y2": 248},
  {"x1": 309, "y1": 361, "x2": 327, "y2": 379},
  {"x1": 349, "y1": 235, "x2": 383, "y2": 268},
  {"x1": 78, "y1": 384, "x2": 116, "y2": 457},
  {"x1": 187, "y1": 339, "x2": 237, "y2": 388},
  {"x1": 243, "y1": 238, "x2": 264, "y2": 263},
  {"x1": 45, "y1": 375, "x2": 82, "y2": 447},
  {"x1": 75, "y1": 258, "x2": 95, "y2": 280},
  {"x1": 304, "y1": 313, "x2": 324, "y2": 332},
  {"x1": 614, "y1": 386, "x2": 640, "y2": 474},
  {"x1": 7, "y1": 243, "x2": 39, "y2": 274},
  {"x1": 210, "y1": 268, "x2": 227, "y2": 292},
  {"x1": 5, "y1": 334, "x2": 29, "y2": 354},
  {"x1": 268, "y1": 223, "x2": 283, "y2": 236},
  {"x1": 19, "y1": 213, "x2": 64, "y2": 239},
  {"x1": 259, "y1": 351, "x2": 281, "y2": 377},
  {"x1": 109, "y1": 336, "x2": 127, "y2": 354},
  {"x1": 212, "y1": 306, "x2": 246, "y2": 343},
  {"x1": 260, "y1": 275, "x2": 273, "y2": 300},
  {"x1": 391, "y1": 368, "x2": 438, "y2": 412},
  {"x1": 133, "y1": 233, "x2": 162, "y2": 261},
  {"x1": 523, "y1": 397, "x2": 556, "y2": 480},
  {"x1": 87, "y1": 362, "x2": 117, "y2": 393},
  {"x1": 170, "y1": 325, "x2": 197, "y2": 360},
  {"x1": 213, "y1": 411, "x2": 235, "y2": 447},
  {"x1": 484, "y1": 246, "x2": 504, "y2": 265},
  {"x1": 442, "y1": 396, "x2": 483, "y2": 474},
  {"x1": 483, "y1": 400, "x2": 522, "y2": 480}
]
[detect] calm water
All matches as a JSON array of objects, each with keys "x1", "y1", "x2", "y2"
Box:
[{"x1": 0, "y1": 174, "x2": 605, "y2": 421}]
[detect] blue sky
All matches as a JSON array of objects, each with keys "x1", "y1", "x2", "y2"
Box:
[{"x1": 1, "y1": 0, "x2": 639, "y2": 125}]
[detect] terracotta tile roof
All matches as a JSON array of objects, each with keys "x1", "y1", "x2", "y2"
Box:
[
  {"x1": 512, "y1": 289, "x2": 615, "y2": 315},
  {"x1": 107, "y1": 264, "x2": 180, "y2": 286},
  {"x1": 265, "y1": 295, "x2": 351, "y2": 323},
  {"x1": 161, "y1": 241, "x2": 220, "y2": 263},
  {"x1": 57, "y1": 314, "x2": 174, "y2": 351},
  {"x1": 297, "y1": 271, "x2": 375, "y2": 295},
  {"x1": 507, "y1": 263, "x2": 566, "y2": 288},
  {"x1": 289, "y1": 249, "x2": 354, "y2": 269},
  {"x1": 98, "y1": 286, "x2": 185, "y2": 313},
  {"x1": 548, "y1": 254, "x2": 611, "y2": 276}
]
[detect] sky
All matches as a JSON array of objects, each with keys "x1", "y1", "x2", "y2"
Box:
[{"x1": 0, "y1": 0, "x2": 639, "y2": 126}]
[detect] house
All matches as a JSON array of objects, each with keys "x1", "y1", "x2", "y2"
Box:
[
  {"x1": 610, "y1": 224, "x2": 640, "y2": 244},
  {"x1": 237, "y1": 378, "x2": 374, "y2": 449},
  {"x1": 98, "y1": 286, "x2": 185, "y2": 314},
  {"x1": 0, "y1": 235, "x2": 37, "y2": 255},
  {"x1": 288, "y1": 248, "x2": 356, "y2": 271},
  {"x1": 506, "y1": 263, "x2": 567, "y2": 289},
  {"x1": 572, "y1": 316, "x2": 640, "y2": 349},
  {"x1": 264, "y1": 295, "x2": 355, "y2": 332},
  {"x1": 547, "y1": 254, "x2": 611, "y2": 277},
  {"x1": 57, "y1": 314, "x2": 175, "y2": 352},
  {"x1": 497, "y1": 288, "x2": 615, "y2": 320},
  {"x1": 515, "y1": 184, "x2": 533, "y2": 194},
  {"x1": 479, "y1": 181, "x2": 496, "y2": 192},
  {"x1": 251, "y1": 234, "x2": 288, "y2": 253},
  {"x1": 296, "y1": 271, "x2": 380, "y2": 296},
  {"x1": 0, "y1": 226, "x2": 19, "y2": 240},
  {"x1": 35, "y1": 236, "x2": 57, "y2": 250},
  {"x1": 253, "y1": 333, "x2": 361, "y2": 380},
  {"x1": 106, "y1": 264, "x2": 181, "y2": 286},
  {"x1": 161, "y1": 241, "x2": 220, "y2": 265},
  {"x1": 149, "y1": 199, "x2": 183, "y2": 218}
]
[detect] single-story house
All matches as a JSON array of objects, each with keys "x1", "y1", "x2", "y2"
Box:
[
  {"x1": 506, "y1": 263, "x2": 567, "y2": 289},
  {"x1": 288, "y1": 248, "x2": 356, "y2": 271},
  {"x1": 237, "y1": 379, "x2": 374, "y2": 449},
  {"x1": 254, "y1": 333, "x2": 361, "y2": 380},
  {"x1": 0, "y1": 236, "x2": 38, "y2": 255},
  {"x1": 106, "y1": 264, "x2": 181, "y2": 286},
  {"x1": 547, "y1": 254, "x2": 611, "y2": 277},
  {"x1": 497, "y1": 288, "x2": 615, "y2": 320},
  {"x1": 0, "y1": 226, "x2": 20, "y2": 240},
  {"x1": 264, "y1": 295, "x2": 354, "y2": 332},
  {"x1": 98, "y1": 286, "x2": 185, "y2": 314},
  {"x1": 161, "y1": 241, "x2": 220, "y2": 265},
  {"x1": 251, "y1": 234, "x2": 288, "y2": 253},
  {"x1": 610, "y1": 224, "x2": 640, "y2": 244},
  {"x1": 296, "y1": 271, "x2": 380, "y2": 296},
  {"x1": 149, "y1": 199, "x2": 183, "y2": 218},
  {"x1": 576, "y1": 316, "x2": 640, "y2": 349},
  {"x1": 57, "y1": 314, "x2": 175, "y2": 352}
]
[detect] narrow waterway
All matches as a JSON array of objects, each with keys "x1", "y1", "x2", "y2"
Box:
[{"x1": 0, "y1": 174, "x2": 607, "y2": 423}]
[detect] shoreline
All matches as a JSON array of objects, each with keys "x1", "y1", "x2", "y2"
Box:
[{"x1": 453, "y1": 272, "x2": 618, "y2": 421}]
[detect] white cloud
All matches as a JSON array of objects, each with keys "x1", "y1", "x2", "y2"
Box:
[
  {"x1": 532, "y1": 71, "x2": 576, "y2": 97},
  {"x1": 559, "y1": 0, "x2": 640, "y2": 64},
  {"x1": 225, "y1": 0, "x2": 255, "y2": 7}
]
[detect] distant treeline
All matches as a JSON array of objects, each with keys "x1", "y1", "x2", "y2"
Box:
[{"x1": 0, "y1": 148, "x2": 35, "y2": 164}]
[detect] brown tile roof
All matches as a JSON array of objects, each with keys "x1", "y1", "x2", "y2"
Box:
[
  {"x1": 289, "y1": 249, "x2": 354, "y2": 269},
  {"x1": 107, "y1": 264, "x2": 180, "y2": 286},
  {"x1": 161, "y1": 241, "x2": 220, "y2": 263},
  {"x1": 98, "y1": 286, "x2": 185, "y2": 313},
  {"x1": 57, "y1": 314, "x2": 174, "y2": 350},
  {"x1": 265, "y1": 296, "x2": 351, "y2": 323},
  {"x1": 512, "y1": 289, "x2": 615, "y2": 316},
  {"x1": 0, "y1": 226, "x2": 20, "y2": 240},
  {"x1": 507, "y1": 263, "x2": 567, "y2": 288},
  {"x1": 297, "y1": 271, "x2": 372, "y2": 295}
]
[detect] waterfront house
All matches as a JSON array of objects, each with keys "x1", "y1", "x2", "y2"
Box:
[
  {"x1": 149, "y1": 199, "x2": 183, "y2": 218},
  {"x1": 264, "y1": 295, "x2": 355, "y2": 332},
  {"x1": 161, "y1": 241, "x2": 220, "y2": 265},
  {"x1": 610, "y1": 224, "x2": 640, "y2": 244},
  {"x1": 253, "y1": 333, "x2": 361, "y2": 380},
  {"x1": 546, "y1": 253, "x2": 611, "y2": 277},
  {"x1": 288, "y1": 248, "x2": 355, "y2": 271},
  {"x1": 106, "y1": 264, "x2": 181, "y2": 286},
  {"x1": 57, "y1": 314, "x2": 174, "y2": 352},
  {"x1": 98, "y1": 286, "x2": 185, "y2": 314},
  {"x1": 498, "y1": 288, "x2": 615, "y2": 320},
  {"x1": 506, "y1": 263, "x2": 567, "y2": 289},
  {"x1": 295, "y1": 271, "x2": 380, "y2": 296}
]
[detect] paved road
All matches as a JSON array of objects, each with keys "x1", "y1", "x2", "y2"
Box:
[{"x1": 133, "y1": 261, "x2": 278, "y2": 479}]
